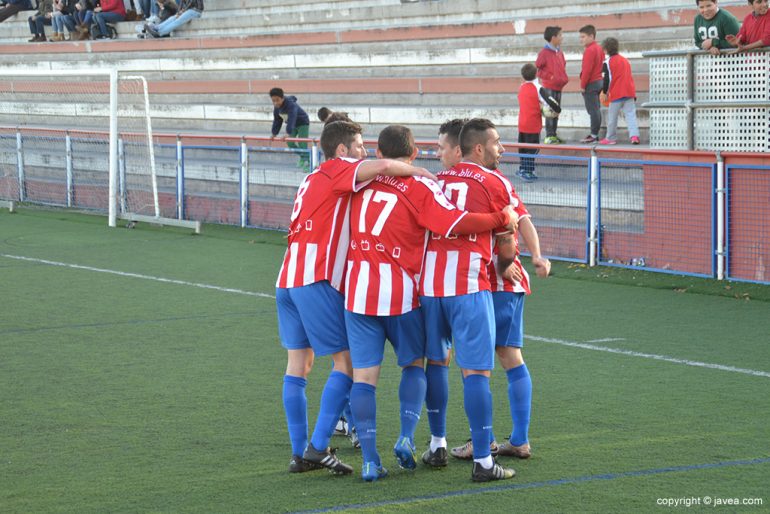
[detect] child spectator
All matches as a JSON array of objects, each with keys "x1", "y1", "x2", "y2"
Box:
[
  {"x1": 535, "y1": 26, "x2": 568, "y2": 144},
  {"x1": 144, "y1": 0, "x2": 201, "y2": 38},
  {"x1": 516, "y1": 64, "x2": 560, "y2": 181},
  {"x1": 578, "y1": 25, "x2": 605, "y2": 143},
  {"x1": 269, "y1": 87, "x2": 311, "y2": 172},
  {"x1": 27, "y1": 0, "x2": 53, "y2": 42},
  {"x1": 91, "y1": 0, "x2": 125, "y2": 39},
  {"x1": 599, "y1": 37, "x2": 640, "y2": 145},
  {"x1": 694, "y1": 0, "x2": 740, "y2": 54},
  {"x1": 1, "y1": 0, "x2": 34, "y2": 23},
  {"x1": 726, "y1": 0, "x2": 770, "y2": 52}
]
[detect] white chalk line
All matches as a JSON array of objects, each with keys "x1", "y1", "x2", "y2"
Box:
[
  {"x1": 0, "y1": 253, "x2": 275, "y2": 299},
  {"x1": 526, "y1": 335, "x2": 770, "y2": 379},
  {"x1": 4, "y1": 253, "x2": 768, "y2": 379}
]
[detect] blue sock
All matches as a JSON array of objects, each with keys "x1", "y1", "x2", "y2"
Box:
[
  {"x1": 425, "y1": 364, "x2": 449, "y2": 438},
  {"x1": 507, "y1": 364, "x2": 532, "y2": 446},
  {"x1": 282, "y1": 375, "x2": 308, "y2": 456},
  {"x1": 350, "y1": 382, "x2": 379, "y2": 465},
  {"x1": 463, "y1": 374, "x2": 493, "y2": 459},
  {"x1": 399, "y1": 366, "x2": 426, "y2": 441},
  {"x1": 309, "y1": 370, "x2": 353, "y2": 451},
  {"x1": 343, "y1": 401, "x2": 354, "y2": 431}
]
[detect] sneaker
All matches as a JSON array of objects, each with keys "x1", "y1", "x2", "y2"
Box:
[
  {"x1": 302, "y1": 444, "x2": 353, "y2": 475},
  {"x1": 543, "y1": 136, "x2": 558, "y2": 144},
  {"x1": 288, "y1": 454, "x2": 323, "y2": 473},
  {"x1": 515, "y1": 169, "x2": 538, "y2": 182},
  {"x1": 393, "y1": 436, "x2": 417, "y2": 470},
  {"x1": 630, "y1": 136, "x2": 640, "y2": 145},
  {"x1": 471, "y1": 461, "x2": 516, "y2": 482},
  {"x1": 449, "y1": 438, "x2": 498, "y2": 460},
  {"x1": 598, "y1": 138, "x2": 617, "y2": 145},
  {"x1": 334, "y1": 416, "x2": 349, "y2": 436},
  {"x1": 580, "y1": 135, "x2": 598, "y2": 143},
  {"x1": 496, "y1": 441, "x2": 532, "y2": 459},
  {"x1": 349, "y1": 427, "x2": 360, "y2": 449},
  {"x1": 421, "y1": 446, "x2": 448, "y2": 468},
  {"x1": 361, "y1": 461, "x2": 388, "y2": 482}
]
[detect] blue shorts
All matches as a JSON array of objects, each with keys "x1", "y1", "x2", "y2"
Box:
[
  {"x1": 345, "y1": 308, "x2": 425, "y2": 369},
  {"x1": 276, "y1": 281, "x2": 348, "y2": 357},
  {"x1": 493, "y1": 292, "x2": 525, "y2": 348},
  {"x1": 420, "y1": 291, "x2": 495, "y2": 371}
]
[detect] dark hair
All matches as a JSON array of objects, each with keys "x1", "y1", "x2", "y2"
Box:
[
  {"x1": 317, "y1": 107, "x2": 332, "y2": 122},
  {"x1": 320, "y1": 121, "x2": 363, "y2": 160},
  {"x1": 438, "y1": 118, "x2": 466, "y2": 146},
  {"x1": 521, "y1": 63, "x2": 537, "y2": 81},
  {"x1": 268, "y1": 87, "x2": 284, "y2": 98},
  {"x1": 459, "y1": 118, "x2": 496, "y2": 157},
  {"x1": 544, "y1": 26, "x2": 562, "y2": 42},
  {"x1": 579, "y1": 24, "x2": 596, "y2": 37},
  {"x1": 602, "y1": 37, "x2": 619, "y2": 56},
  {"x1": 696, "y1": 0, "x2": 716, "y2": 4},
  {"x1": 377, "y1": 125, "x2": 415, "y2": 160},
  {"x1": 325, "y1": 111, "x2": 352, "y2": 124}
]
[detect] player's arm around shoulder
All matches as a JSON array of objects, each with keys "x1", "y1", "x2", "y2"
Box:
[{"x1": 355, "y1": 159, "x2": 437, "y2": 184}]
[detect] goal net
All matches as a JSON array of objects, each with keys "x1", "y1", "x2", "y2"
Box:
[{"x1": 0, "y1": 69, "x2": 199, "y2": 232}]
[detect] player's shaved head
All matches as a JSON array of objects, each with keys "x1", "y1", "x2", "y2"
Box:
[
  {"x1": 377, "y1": 125, "x2": 415, "y2": 160},
  {"x1": 460, "y1": 118, "x2": 497, "y2": 157},
  {"x1": 321, "y1": 121, "x2": 363, "y2": 159}
]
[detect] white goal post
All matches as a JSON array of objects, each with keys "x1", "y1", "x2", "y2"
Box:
[{"x1": 0, "y1": 68, "x2": 200, "y2": 233}]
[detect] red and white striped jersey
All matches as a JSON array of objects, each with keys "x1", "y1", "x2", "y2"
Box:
[
  {"x1": 488, "y1": 189, "x2": 533, "y2": 295},
  {"x1": 345, "y1": 175, "x2": 467, "y2": 316},
  {"x1": 276, "y1": 157, "x2": 366, "y2": 291},
  {"x1": 420, "y1": 161, "x2": 515, "y2": 297}
]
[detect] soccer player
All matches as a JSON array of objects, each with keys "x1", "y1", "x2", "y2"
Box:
[
  {"x1": 277, "y1": 120, "x2": 436, "y2": 475},
  {"x1": 419, "y1": 118, "x2": 519, "y2": 482},
  {"x1": 345, "y1": 125, "x2": 518, "y2": 482}
]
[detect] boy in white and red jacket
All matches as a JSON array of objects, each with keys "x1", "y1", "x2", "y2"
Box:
[
  {"x1": 599, "y1": 37, "x2": 640, "y2": 145},
  {"x1": 535, "y1": 26, "x2": 568, "y2": 144}
]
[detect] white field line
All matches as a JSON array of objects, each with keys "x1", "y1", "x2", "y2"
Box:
[
  {"x1": 0, "y1": 253, "x2": 275, "y2": 299},
  {"x1": 526, "y1": 335, "x2": 770, "y2": 379},
  {"x1": 585, "y1": 338, "x2": 626, "y2": 343},
  {"x1": 4, "y1": 253, "x2": 769, "y2": 379}
]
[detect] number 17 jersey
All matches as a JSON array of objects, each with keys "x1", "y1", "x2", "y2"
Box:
[{"x1": 345, "y1": 174, "x2": 468, "y2": 316}]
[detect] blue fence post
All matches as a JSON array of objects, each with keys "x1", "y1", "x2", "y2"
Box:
[
  {"x1": 588, "y1": 148, "x2": 599, "y2": 266},
  {"x1": 65, "y1": 131, "x2": 73, "y2": 208},
  {"x1": 176, "y1": 135, "x2": 184, "y2": 220},
  {"x1": 715, "y1": 152, "x2": 725, "y2": 280},
  {"x1": 240, "y1": 137, "x2": 248, "y2": 228},
  {"x1": 16, "y1": 128, "x2": 25, "y2": 202}
]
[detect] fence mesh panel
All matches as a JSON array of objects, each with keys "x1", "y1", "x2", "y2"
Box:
[{"x1": 598, "y1": 159, "x2": 714, "y2": 276}]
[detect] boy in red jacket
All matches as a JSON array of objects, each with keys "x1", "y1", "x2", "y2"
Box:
[
  {"x1": 578, "y1": 25, "x2": 605, "y2": 143},
  {"x1": 599, "y1": 37, "x2": 640, "y2": 145},
  {"x1": 535, "y1": 26, "x2": 568, "y2": 144},
  {"x1": 726, "y1": 0, "x2": 770, "y2": 52},
  {"x1": 516, "y1": 64, "x2": 560, "y2": 181}
]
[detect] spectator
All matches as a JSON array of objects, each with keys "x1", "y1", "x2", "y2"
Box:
[
  {"x1": 535, "y1": 26, "x2": 568, "y2": 144},
  {"x1": 73, "y1": 0, "x2": 95, "y2": 40},
  {"x1": 50, "y1": 0, "x2": 78, "y2": 41},
  {"x1": 515, "y1": 63, "x2": 560, "y2": 182},
  {"x1": 27, "y1": 0, "x2": 53, "y2": 42},
  {"x1": 136, "y1": 0, "x2": 176, "y2": 38},
  {"x1": 269, "y1": 87, "x2": 311, "y2": 172},
  {"x1": 317, "y1": 107, "x2": 351, "y2": 125},
  {"x1": 1, "y1": 0, "x2": 33, "y2": 23},
  {"x1": 695, "y1": 0, "x2": 740, "y2": 54},
  {"x1": 144, "y1": 0, "x2": 202, "y2": 38},
  {"x1": 599, "y1": 37, "x2": 641, "y2": 145},
  {"x1": 726, "y1": 0, "x2": 770, "y2": 52},
  {"x1": 91, "y1": 0, "x2": 125, "y2": 39},
  {"x1": 317, "y1": 107, "x2": 332, "y2": 123},
  {"x1": 578, "y1": 25, "x2": 605, "y2": 143}
]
